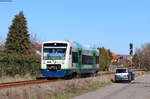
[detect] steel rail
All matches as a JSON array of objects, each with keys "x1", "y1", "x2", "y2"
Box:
[{"x1": 0, "y1": 79, "x2": 63, "y2": 89}]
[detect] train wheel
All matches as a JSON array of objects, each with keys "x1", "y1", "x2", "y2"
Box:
[
  {"x1": 64, "y1": 72, "x2": 78, "y2": 80},
  {"x1": 72, "y1": 72, "x2": 80, "y2": 78},
  {"x1": 90, "y1": 72, "x2": 97, "y2": 77}
]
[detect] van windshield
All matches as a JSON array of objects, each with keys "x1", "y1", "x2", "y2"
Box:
[{"x1": 116, "y1": 69, "x2": 128, "y2": 73}]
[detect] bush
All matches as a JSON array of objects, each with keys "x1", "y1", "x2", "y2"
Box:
[{"x1": 0, "y1": 52, "x2": 40, "y2": 77}]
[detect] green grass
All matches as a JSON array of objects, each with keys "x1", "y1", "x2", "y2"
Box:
[{"x1": 52, "y1": 80, "x2": 112, "y2": 99}]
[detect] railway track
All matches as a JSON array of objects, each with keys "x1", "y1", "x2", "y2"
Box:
[
  {"x1": 97, "y1": 71, "x2": 114, "y2": 76},
  {"x1": 0, "y1": 79, "x2": 63, "y2": 89}
]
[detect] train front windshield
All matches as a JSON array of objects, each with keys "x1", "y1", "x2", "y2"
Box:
[{"x1": 43, "y1": 43, "x2": 67, "y2": 60}]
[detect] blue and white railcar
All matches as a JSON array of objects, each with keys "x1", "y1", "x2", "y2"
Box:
[{"x1": 41, "y1": 40, "x2": 99, "y2": 78}]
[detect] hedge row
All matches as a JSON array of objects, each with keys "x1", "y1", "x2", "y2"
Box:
[{"x1": 0, "y1": 52, "x2": 40, "y2": 77}]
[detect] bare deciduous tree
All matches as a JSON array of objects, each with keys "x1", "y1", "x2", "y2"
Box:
[
  {"x1": 133, "y1": 43, "x2": 150, "y2": 70},
  {"x1": 0, "y1": 35, "x2": 4, "y2": 45},
  {"x1": 30, "y1": 33, "x2": 42, "y2": 44}
]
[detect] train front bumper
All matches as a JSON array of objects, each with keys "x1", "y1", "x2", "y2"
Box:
[{"x1": 41, "y1": 69, "x2": 70, "y2": 78}]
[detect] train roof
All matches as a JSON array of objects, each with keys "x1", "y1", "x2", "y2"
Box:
[
  {"x1": 43, "y1": 40, "x2": 99, "y2": 52},
  {"x1": 71, "y1": 41, "x2": 98, "y2": 51},
  {"x1": 43, "y1": 40, "x2": 69, "y2": 44}
]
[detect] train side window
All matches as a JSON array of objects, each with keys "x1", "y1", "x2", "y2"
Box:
[
  {"x1": 72, "y1": 52, "x2": 78, "y2": 63},
  {"x1": 88, "y1": 56, "x2": 94, "y2": 65},
  {"x1": 82, "y1": 55, "x2": 87, "y2": 64},
  {"x1": 96, "y1": 56, "x2": 99, "y2": 64},
  {"x1": 82, "y1": 55, "x2": 94, "y2": 65}
]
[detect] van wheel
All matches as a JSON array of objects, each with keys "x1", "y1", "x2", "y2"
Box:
[
  {"x1": 128, "y1": 79, "x2": 131, "y2": 83},
  {"x1": 115, "y1": 80, "x2": 119, "y2": 83}
]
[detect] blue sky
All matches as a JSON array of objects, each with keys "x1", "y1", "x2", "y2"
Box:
[{"x1": 0, "y1": 0, "x2": 150, "y2": 54}]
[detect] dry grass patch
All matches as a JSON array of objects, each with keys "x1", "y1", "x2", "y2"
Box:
[
  {"x1": 0, "y1": 74, "x2": 114, "y2": 99},
  {"x1": 0, "y1": 74, "x2": 36, "y2": 83}
]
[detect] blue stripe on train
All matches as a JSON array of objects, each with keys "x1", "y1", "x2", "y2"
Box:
[
  {"x1": 41, "y1": 69, "x2": 72, "y2": 77},
  {"x1": 41, "y1": 69, "x2": 99, "y2": 78}
]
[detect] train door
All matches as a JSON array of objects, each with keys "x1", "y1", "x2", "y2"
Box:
[
  {"x1": 78, "y1": 49, "x2": 82, "y2": 69},
  {"x1": 93, "y1": 52, "x2": 97, "y2": 69},
  {"x1": 69, "y1": 47, "x2": 72, "y2": 68}
]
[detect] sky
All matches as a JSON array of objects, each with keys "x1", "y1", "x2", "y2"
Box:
[{"x1": 0, "y1": 0, "x2": 150, "y2": 54}]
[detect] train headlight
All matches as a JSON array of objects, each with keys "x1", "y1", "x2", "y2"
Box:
[{"x1": 62, "y1": 61, "x2": 64, "y2": 64}]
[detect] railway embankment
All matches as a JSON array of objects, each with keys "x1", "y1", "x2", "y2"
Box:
[{"x1": 0, "y1": 71, "x2": 145, "y2": 99}]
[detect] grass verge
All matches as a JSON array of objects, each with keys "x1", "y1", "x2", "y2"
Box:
[
  {"x1": 53, "y1": 80, "x2": 112, "y2": 99},
  {"x1": 144, "y1": 71, "x2": 150, "y2": 74},
  {"x1": 135, "y1": 71, "x2": 146, "y2": 77}
]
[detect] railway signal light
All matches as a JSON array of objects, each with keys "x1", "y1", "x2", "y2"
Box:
[
  {"x1": 129, "y1": 43, "x2": 133, "y2": 49},
  {"x1": 129, "y1": 43, "x2": 133, "y2": 69},
  {"x1": 130, "y1": 50, "x2": 133, "y2": 56},
  {"x1": 129, "y1": 43, "x2": 133, "y2": 56}
]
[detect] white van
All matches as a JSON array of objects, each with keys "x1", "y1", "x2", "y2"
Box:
[{"x1": 115, "y1": 68, "x2": 135, "y2": 82}]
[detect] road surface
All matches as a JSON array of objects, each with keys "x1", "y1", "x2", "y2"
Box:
[{"x1": 72, "y1": 74, "x2": 150, "y2": 99}]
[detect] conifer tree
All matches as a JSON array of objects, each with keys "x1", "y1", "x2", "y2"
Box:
[
  {"x1": 5, "y1": 11, "x2": 31, "y2": 54},
  {"x1": 99, "y1": 47, "x2": 110, "y2": 71},
  {"x1": 2, "y1": 12, "x2": 40, "y2": 76}
]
